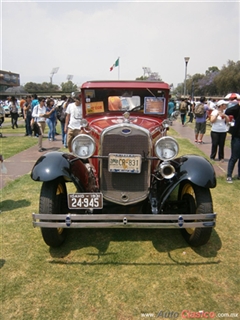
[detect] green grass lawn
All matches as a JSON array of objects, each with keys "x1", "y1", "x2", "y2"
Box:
[
  {"x1": 0, "y1": 116, "x2": 240, "y2": 320},
  {"x1": 0, "y1": 118, "x2": 63, "y2": 159},
  {"x1": 1, "y1": 131, "x2": 239, "y2": 319},
  {"x1": 1, "y1": 175, "x2": 239, "y2": 319}
]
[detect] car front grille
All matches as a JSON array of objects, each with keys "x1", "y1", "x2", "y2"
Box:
[{"x1": 100, "y1": 124, "x2": 151, "y2": 205}]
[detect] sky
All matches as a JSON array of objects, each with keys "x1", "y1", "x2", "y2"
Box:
[{"x1": 1, "y1": 0, "x2": 239, "y2": 89}]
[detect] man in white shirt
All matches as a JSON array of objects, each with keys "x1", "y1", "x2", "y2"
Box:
[
  {"x1": 0, "y1": 103, "x2": 5, "y2": 127},
  {"x1": 32, "y1": 97, "x2": 47, "y2": 152},
  {"x1": 64, "y1": 94, "x2": 82, "y2": 152},
  {"x1": 208, "y1": 98, "x2": 217, "y2": 110}
]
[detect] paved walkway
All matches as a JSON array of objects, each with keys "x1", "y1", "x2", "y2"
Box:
[
  {"x1": 1, "y1": 134, "x2": 63, "y2": 189},
  {"x1": 0, "y1": 120, "x2": 237, "y2": 189},
  {"x1": 172, "y1": 120, "x2": 237, "y2": 178}
]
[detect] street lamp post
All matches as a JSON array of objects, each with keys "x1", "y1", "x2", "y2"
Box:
[
  {"x1": 50, "y1": 67, "x2": 59, "y2": 84},
  {"x1": 184, "y1": 57, "x2": 190, "y2": 97}
]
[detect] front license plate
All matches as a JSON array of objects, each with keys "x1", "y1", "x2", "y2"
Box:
[
  {"x1": 68, "y1": 193, "x2": 103, "y2": 209},
  {"x1": 108, "y1": 153, "x2": 142, "y2": 173}
]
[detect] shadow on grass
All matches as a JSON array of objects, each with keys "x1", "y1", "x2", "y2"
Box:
[
  {"x1": 49, "y1": 228, "x2": 222, "y2": 265},
  {"x1": 0, "y1": 199, "x2": 31, "y2": 211},
  {"x1": 0, "y1": 259, "x2": 6, "y2": 269}
]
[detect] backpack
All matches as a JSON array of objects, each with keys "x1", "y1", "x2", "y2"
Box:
[
  {"x1": 56, "y1": 102, "x2": 66, "y2": 122},
  {"x1": 179, "y1": 101, "x2": 187, "y2": 112},
  {"x1": 194, "y1": 103, "x2": 205, "y2": 117}
]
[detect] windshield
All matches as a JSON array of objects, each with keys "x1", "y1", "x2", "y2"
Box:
[{"x1": 83, "y1": 88, "x2": 167, "y2": 115}]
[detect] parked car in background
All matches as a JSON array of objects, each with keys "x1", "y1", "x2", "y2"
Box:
[
  {"x1": 3, "y1": 105, "x2": 10, "y2": 117},
  {"x1": 31, "y1": 80, "x2": 217, "y2": 248},
  {"x1": 2, "y1": 104, "x2": 22, "y2": 117}
]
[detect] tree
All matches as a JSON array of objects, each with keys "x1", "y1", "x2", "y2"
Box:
[
  {"x1": 172, "y1": 59, "x2": 240, "y2": 98},
  {"x1": 24, "y1": 82, "x2": 60, "y2": 93},
  {"x1": 61, "y1": 81, "x2": 78, "y2": 93},
  {"x1": 205, "y1": 66, "x2": 219, "y2": 76},
  {"x1": 215, "y1": 60, "x2": 240, "y2": 95},
  {"x1": 24, "y1": 82, "x2": 42, "y2": 93},
  {"x1": 135, "y1": 76, "x2": 149, "y2": 81}
]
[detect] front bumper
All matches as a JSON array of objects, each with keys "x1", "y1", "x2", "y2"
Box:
[{"x1": 32, "y1": 213, "x2": 216, "y2": 229}]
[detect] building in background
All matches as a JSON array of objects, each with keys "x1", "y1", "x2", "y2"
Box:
[{"x1": 0, "y1": 70, "x2": 27, "y2": 99}]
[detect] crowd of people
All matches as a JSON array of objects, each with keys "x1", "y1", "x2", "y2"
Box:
[
  {"x1": 168, "y1": 94, "x2": 240, "y2": 183},
  {"x1": 0, "y1": 93, "x2": 80, "y2": 152},
  {"x1": 0, "y1": 92, "x2": 239, "y2": 184}
]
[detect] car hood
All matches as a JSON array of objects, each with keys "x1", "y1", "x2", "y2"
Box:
[{"x1": 88, "y1": 115, "x2": 162, "y2": 135}]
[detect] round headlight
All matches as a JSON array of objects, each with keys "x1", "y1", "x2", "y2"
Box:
[
  {"x1": 155, "y1": 136, "x2": 179, "y2": 161},
  {"x1": 72, "y1": 134, "x2": 96, "y2": 159}
]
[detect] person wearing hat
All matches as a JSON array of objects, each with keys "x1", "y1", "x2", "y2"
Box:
[
  {"x1": 209, "y1": 100, "x2": 229, "y2": 162},
  {"x1": 225, "y1": 98, "x2": 240, "y2": 183},
  {"x1": 64, "y1": 94, "x2": 83, "y2": 152},
  {"x1": 227, "y1": 93, "x2": 239, "y2": 109}
]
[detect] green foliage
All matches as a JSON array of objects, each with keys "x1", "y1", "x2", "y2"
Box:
[
  {"x1": 60, "y1": 80, "x2": 78, "y2": 93},
  {"x1": 205, "y1": 66, "x2": 219, "y2": 76},
  {"x1": 135, "y1": 75, "x2": 149, "y2": 80},
  {"x1": 24, "y1": 82, "x2": 60, "y2": 93},
  {"x1": 24, "y1": 81, "x2": 79, "y2": 95},
  {"x1": 174, "y1": 59, "x2": 240, "y2": 97},
  {"x1": 215, "y1": 60, "x2": 240, "y2": 95}
]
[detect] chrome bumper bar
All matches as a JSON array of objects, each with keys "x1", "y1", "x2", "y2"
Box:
[{"x1": 32, "y1": 213, "x2": 216, "y2": 229}]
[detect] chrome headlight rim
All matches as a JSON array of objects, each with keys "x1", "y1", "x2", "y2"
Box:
[
  {"x1": 154, "y1": 136, "x2": 179, "y2": 161},
  {"x1": 71, "y1": 134, "x2": 96, "y2": 159}
]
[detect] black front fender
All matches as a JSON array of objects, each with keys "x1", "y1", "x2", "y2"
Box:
[
  {"x1": 31, "y1": 151, "x2": 72, "y2": 182},
  {"x1": 157, "y1": 155, "x2": 216, "y2": 211},
  {"x1": 178, "y1": 154, "x2": 216, "y2": 188},
  {"x1": 31, "y1": 152, "x2": 91, "y2": 191}
]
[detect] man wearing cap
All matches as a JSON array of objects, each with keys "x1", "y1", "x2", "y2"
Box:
[
  {"x1": 209, "y1": 100, "x2": 229, "y2": 162},
  {"x1": 225, "y1": 97, "x2": 240, "y2": 183},
  {"x1": 227, "y1": 93, "x2": 239, "y2": 109},
  {"x1": 64, "y1": 94, "x2": 82, "y2": 152}
]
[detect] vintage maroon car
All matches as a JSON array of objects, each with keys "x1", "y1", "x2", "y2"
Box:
[{"x1": 31, "y1": 81, "x2": 217, "y2": 247}]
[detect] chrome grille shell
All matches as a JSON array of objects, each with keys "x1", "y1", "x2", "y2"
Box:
[{"x1": 100, "y1": 123, "x2": 152, "y2": 205}]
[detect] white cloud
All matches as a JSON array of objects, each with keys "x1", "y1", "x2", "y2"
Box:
[{"x1": 1, "y1": 1, "x2": 239, "y2": 88}]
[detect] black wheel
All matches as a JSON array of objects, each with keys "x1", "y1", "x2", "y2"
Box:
[
  {"x1": 39, "y1": 177, "x2": 68, "y2": 247},
  {"x1": 179, "y1": 181, "x2": 213, "y2": 247}
]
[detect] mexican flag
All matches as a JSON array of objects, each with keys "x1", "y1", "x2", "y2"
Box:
[{"x1": 110, "y1": 58, "x2": 119, "y2": 71}]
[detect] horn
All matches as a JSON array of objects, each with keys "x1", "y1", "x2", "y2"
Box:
[{"x1": 159, "y1": 162, "x2": 175, "y2": 179}]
